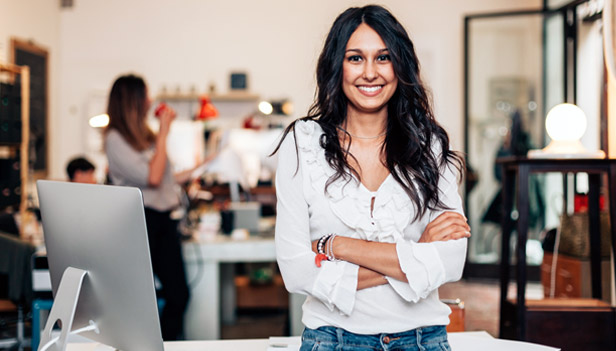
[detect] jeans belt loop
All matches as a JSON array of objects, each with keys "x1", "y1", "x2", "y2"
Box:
[
  {"x1": 336, "y1": 327, "x2": 344, "y2": 346},
  {"x1": 416, "y1": 327, "x2": 423, "y2": 349}
]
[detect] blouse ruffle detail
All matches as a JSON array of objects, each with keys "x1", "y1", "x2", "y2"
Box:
[
  {"x1": 294, "y1": 120, "x2": 413, "y2": 243},
  {"x1": 311, "y1": 260, "x2": 359, "y2": 315},
  {"x1": 390, "y1": 241, "x2": 447, "y2": 302}
]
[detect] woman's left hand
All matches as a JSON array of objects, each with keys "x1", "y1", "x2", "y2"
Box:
[{"x1": 418, "y1": 212, "x2": 470, "y2": 243}]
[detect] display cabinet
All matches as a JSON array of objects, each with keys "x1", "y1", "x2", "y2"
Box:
[{"x1": 0, "y1": 63, "x2": 30, "y2": 237}]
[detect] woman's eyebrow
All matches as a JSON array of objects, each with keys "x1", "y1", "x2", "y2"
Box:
[{"x1": 345, "y1": 48, "x2": 389, "y2": 53}]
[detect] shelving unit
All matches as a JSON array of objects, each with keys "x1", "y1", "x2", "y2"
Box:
[
  {"x1": 0, "y1": 63, "x2": 30, "y2": 237},
  {"x1": 155, "y1": 92, "x2": 260, "y2": 122}
]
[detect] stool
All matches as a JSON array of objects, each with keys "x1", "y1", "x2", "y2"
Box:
[
  {"x1": 442, "y1": 298, "x2": 465, "y2": 332},
  {"x1": 0, "y1": 299, "x2": 28, "y2": 350}
]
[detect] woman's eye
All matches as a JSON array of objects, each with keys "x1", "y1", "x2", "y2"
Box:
[
  {"x1": 377, "y1": 54, "x2": 391, "y2": 61},
  {"x1": 347, "y1": 55, "x2": 362, "y2": 62}
]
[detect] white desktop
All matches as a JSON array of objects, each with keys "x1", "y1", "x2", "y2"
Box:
[{"x1": 64, "y1": 332, "x2": 561, "y2": 351}]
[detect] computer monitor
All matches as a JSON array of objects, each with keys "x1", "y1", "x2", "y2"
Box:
[{"x1": 36, "y1": 180, "x2": 163, "y2": 351}]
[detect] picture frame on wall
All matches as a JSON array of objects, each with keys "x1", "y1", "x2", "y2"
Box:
[{"x1": 230, "y1": 72, "x2": 248, "y2": 91}]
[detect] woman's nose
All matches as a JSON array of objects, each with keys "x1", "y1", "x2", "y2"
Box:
[{"x1": 362, "y1": 62, "x2": 377, "y2": 80}]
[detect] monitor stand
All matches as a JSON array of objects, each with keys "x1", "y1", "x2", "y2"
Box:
[{"x1": 38, "y1": 267, "x2": 88, "y2": 351}]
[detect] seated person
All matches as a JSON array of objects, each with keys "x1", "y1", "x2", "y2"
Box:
[{"x1": 66, "y1": 156, "x2": 97, "y2": 184}]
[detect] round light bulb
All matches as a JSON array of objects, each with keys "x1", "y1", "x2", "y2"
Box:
[
  {"x1": 258, "y1": 101, "x2": 273, "y2": 115},
  {"x1": 545, "y1": 103, "x2": 587, "y2": 141},
  {"x1": 281, "y1": 101, "x2": 294, "y2": 116},
  {"x1": 89, "y1": 114, "x2": 109, "y2": 128}
]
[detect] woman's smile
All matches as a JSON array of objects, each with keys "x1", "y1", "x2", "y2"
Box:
[{"x1": 357, "y1": 85, "x2": 383, "y2": 95}]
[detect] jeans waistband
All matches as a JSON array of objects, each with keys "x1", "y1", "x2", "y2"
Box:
[{"x1": 302, "y1": 325, "x2": 448, "y2": 349}]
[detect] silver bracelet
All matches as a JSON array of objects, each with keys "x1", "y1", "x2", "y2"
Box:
[{"x1": 326, "y1": 233, "x2": 341, "y2": 261}]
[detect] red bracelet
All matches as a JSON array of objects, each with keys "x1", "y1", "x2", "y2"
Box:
[{"x1": 315, "y1": 253, "x2": 328, "y2": 268}]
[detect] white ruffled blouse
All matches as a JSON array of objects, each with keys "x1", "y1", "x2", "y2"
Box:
[{"x1": 275, "y1": 120, "x2": 467, "y2": 334}]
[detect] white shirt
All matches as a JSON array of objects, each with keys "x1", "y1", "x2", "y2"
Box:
[
  {"x1": 105, "y1": 129, "x2": 180, "y2": 212},
  {"x1": 275, "y1": 120, "x2": 467, "y2": 334}
]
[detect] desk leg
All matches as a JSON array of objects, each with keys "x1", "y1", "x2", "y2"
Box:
[
  {"x1": 220, "y1": 263, "x2": 236, "y2": 325},
  {"x1": 588, "y1": 173, "x2": 602, "y2": 299},
  {"x1": 516, "y1": 164, "x2": 530, "y2": 341},
  {"x1": 609, "y1": 164, "x2": 616, "y2": 304},
  {"x1": 499, "y1": 166, "x2": 515, "y2": 338},
  {"x1": 184, "y1": 261, "x2": 219, "y2": 340},
  {"x1": 289, "y1": 293, "x2": 306, "y2": 336}
]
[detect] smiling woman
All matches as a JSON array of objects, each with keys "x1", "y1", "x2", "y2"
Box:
[{"x1": 272, "y1": 5, "x2": 468, "y2": 351}]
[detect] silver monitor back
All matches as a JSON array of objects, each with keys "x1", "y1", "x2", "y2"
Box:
[{"x1": 37, "y1": 180, "x2": 163, "y2": 351}]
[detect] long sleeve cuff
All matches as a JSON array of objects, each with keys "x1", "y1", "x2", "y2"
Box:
[
  {"x1": 312, "y1": 260, "x2": 359, "y2": 315},
  {"x1": 388, "y1": 241, "x2": 446, "y2": 302}
]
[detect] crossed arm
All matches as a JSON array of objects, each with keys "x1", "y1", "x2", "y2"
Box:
[{"x1": 311, "y1": 212, "x2": 470, "y2": 290}]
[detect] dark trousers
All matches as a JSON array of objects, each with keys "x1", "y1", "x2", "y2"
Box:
[{"x1": 144, "y1": 208, "x2": 190, "y2": 341}]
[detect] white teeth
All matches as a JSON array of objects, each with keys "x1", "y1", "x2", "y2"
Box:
[{"x1": 358, "y1": 86, "x2": 382, "y2": 93}]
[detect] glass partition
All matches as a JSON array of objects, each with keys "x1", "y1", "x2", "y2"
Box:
[
  {"x1": 466, "y1": 13, "x2": 552, "y2": 268},
  {"x1": 464, "y1": 1, "x2": 604, "y2": 278}
]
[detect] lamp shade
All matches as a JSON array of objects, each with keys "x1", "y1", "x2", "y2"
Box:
[{"x1": 528, "y1": 102, "x2": 605, "y2": 158}]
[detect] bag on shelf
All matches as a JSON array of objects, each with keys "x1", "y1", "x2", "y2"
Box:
[{"x1": 558, "y1": 211, "x2": 611, "y2": 259}]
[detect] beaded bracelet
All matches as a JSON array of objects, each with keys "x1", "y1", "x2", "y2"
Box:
[
  {"x1": 317, "y1": 233, "x2": 333, "y2": 255},
  {"x1": 315, "y1": 233, "x2": 334, "y2": 267}
]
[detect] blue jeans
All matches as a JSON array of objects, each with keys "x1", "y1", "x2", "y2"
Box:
[{"x1": 300, "y1": 325, "x2": 451, "y2": 351}]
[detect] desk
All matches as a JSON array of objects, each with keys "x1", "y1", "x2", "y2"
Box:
[
  {"x1": 497, "y1": 157, "x2": 616, "y2": 341},
  {"x1": 65, "y1": 332, "x2": 560, "y2": 351},
  {"x1": 182, "y1": 235, "x2": 304, "y2": 340}
]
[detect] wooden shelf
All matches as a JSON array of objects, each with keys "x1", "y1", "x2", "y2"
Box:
[
  {"x1": 156, "y1": 91, "x2": 260, "y2": 102},
  {"x1": 501, "y1": 298, "x2": 615, "y2": 350},
  {"x1": 508, "y1": 297, "x2": 612, "y2": 310}
]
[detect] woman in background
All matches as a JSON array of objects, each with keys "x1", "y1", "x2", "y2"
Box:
[
  {"x1": 104, "y1": 74, "x2": 190, "y2": 340},
  {"x1": 274, "y1": 5, "x2": 469, "y2": 351}
]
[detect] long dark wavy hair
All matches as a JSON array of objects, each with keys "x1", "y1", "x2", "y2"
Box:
[
  {"x1": 104, "y1": 74, "x2": 155, "y2": 151},
  {"x1": 273, "y1": 5, "x2": 464, "y2": 220}
]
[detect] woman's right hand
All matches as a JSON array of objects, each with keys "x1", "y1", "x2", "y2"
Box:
[
  {"x1": 156, "y1": 104, "x2": 176, "y2": 135},
  {"x1": 418, "y1": 212, "x2": 470, "y2": 243},
  {"x1": 148, "y1": 103, "x2": 176, "y2": 187}
]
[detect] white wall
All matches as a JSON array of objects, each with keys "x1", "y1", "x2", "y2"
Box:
[{"x1": 3, "y1": 0, "x2": 541, "y2": 179}]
